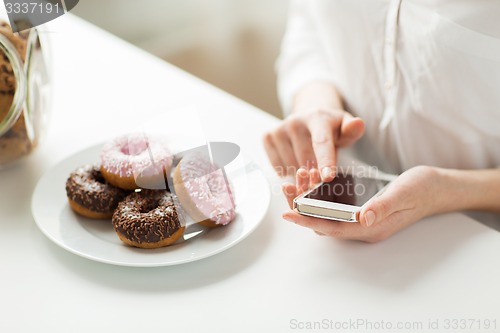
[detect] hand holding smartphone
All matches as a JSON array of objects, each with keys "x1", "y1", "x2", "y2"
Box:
[{"x1": 293, "y1": 173, "x2": 392, "y2": 222}]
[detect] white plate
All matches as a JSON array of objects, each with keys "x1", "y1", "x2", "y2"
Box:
[{"x1": 31, "y1": 144, "x2": 270, "y2": 267}]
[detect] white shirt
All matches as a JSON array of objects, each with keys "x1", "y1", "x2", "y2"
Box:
[{"x1": 277, "y1": 0, "x2": 500, "y2": 175}]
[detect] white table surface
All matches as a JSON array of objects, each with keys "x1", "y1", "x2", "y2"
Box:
[{"x1": 1, "y1": 15, "x2": 500, "y2": 333}]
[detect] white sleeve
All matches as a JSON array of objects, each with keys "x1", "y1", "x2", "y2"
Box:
[{"x1": 276, "y1": 0, "x2": 336, "y2": 117}]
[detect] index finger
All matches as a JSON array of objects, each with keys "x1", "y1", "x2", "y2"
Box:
[{"x1": 307, "y1": 117, "x2": 336, "y2": 181}]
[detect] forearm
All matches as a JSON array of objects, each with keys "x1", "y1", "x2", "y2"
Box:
[
  {"x1": 292, "y1": 82, "x2": 344, "y2": 116},
  {"x1": 437, "y1": 167, "x2": 500, "y2": 213}
]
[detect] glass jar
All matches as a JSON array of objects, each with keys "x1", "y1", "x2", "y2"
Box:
[{"x1": 0, "y1": 17, "x2": 50, "y2": 168}]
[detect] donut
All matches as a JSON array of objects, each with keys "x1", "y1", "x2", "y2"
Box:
[
  {"x1": 66, "y1": 164, "x2": 129, "y2": 219},
  {"x1": 100, "y1": 134, "x2": 173, "y2": 190},
  {"x1": 112, "y1": 190, "x2": 185, "y2": 248},
  {"x1": 173, "y1": 153, "x2": 236, "y2": 228}
]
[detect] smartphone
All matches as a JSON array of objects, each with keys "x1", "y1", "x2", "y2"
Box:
[{"x1": 293, "y1": 173, "x2": 391, "y2": 222}]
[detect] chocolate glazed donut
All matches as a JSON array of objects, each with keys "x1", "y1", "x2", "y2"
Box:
[
  {"x1": 112, "y1": 190, "x2": 185, "y2": 249},
  {"x1": 66, "y1": 164, "x2": 129, "y2": 219}
]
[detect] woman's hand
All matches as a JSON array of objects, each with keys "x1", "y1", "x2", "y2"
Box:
[
  {"x1": 263, "y1": 82, "x2": 364, "y2": 181},
  {"x1": 263, "y1": 108, "x2": 365, "y2": 181},
  {"x1": 282, "y1": 166, "x2": 448, "y2": 243}
]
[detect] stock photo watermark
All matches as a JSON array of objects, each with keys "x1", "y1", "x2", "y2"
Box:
[
  {"x1": 275, "y1": 162, "x2": 382, "y2": 197},
  {"x1": 3, "y1": 0, "x2": 79, "y2": 32},
  {"x1": 274, "y1": 163, "x2": 381, "y2": 180},
  {"x1": 289, "y1": 317, "x2": 498, "y2": 331}
]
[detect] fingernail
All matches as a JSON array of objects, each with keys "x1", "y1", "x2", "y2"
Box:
[
  {"x1": 365, "y1": 210, "x2": 376, "y2": 227},
  {"x1": 321, "y1": 167, "x2": 333, "y2": 180}
]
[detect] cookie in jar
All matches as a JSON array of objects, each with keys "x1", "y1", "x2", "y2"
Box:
[{"x1": 0, "y1": 20, "x2": 50, "y2": 168}]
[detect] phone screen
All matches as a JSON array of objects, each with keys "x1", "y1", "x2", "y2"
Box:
[{"x1": 304, "y1": 174, "x2": 390, "y2": 206}]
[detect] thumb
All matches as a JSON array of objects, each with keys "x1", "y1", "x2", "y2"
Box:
[
  {"x1": 337, "y1": 116, "x2": 365, "y2": 147},
  {"x1": 359, "y1": 185, "x2": 403, "y2": 228}
]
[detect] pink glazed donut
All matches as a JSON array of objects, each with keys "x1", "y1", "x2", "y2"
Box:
[
  {"x1": 100, "y1": 134, "x2": 173, "y2": 190},
  {"x1": 173, "y1": 152, "x2": 236, "y2": 227}
]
